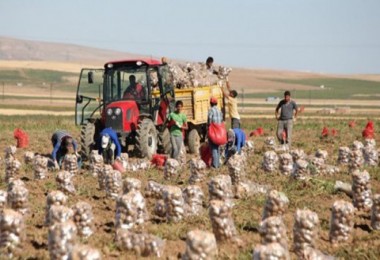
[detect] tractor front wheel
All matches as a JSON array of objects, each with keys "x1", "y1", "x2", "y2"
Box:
[{"x1": 135, "y1": 118, "x2": 158, "y2": 159}]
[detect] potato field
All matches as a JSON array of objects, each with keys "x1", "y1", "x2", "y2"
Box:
[{"x1": 1, "y1": 115, "x2": 380, "y2": 259}]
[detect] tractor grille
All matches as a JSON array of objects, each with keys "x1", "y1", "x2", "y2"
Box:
[{"x1": 106, "y1": 110, "x2": 123, "y2": 132}]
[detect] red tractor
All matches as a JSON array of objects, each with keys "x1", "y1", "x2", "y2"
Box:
[{"x1": 75, "y1": 59, "x2": 224, "y2": 160}]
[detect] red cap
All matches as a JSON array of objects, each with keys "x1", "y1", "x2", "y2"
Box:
[{"x1": 210, "y1": 97, "x2": 218, "y2": 104}]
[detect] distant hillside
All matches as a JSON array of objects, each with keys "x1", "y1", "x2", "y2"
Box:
[
  {"x1": 0, "y1": 36, "x2": 148, "y2": 63},
  {"x1": 0, "y1": 36, "x2": 379, "y2": 92}
]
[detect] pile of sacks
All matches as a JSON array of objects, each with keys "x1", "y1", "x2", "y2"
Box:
[
  {"x1": 279, "y1": 153, "x2": 293, "y2": 176},
  {"x1": 293, "y1": 209, "x2": 320, "y2": 257},
  {"x1": 167, "y1": 61, "x2": 231, "y2": 88},
  {"x1": 183, "y1": 185, "x2": 204, "y2": 216},
  {"x1": 349, "y1": 141, "x2": 364, "y2": 171},
  {"x1": 45, "y1": 191, "x2": 68, "y2": 225},
  {"x1": 48, "y1": 220, "x2": 77, "y2": 260},
  {"x1": 62, "y1": 154, "x2": 79, "y2": 175},
  {"x1": 0, "y1": 209, "x2": 25, "y2": 257},
  {"x1": 363, "y1": 139, "x2": 378, "y2": 166},
  {"x1": 4, "y1": 146, "x2": 21, "y2": 184},
  {"x1": 164, "y1": 158, "x2": 181, "y2": 180},
  {"x1": 115, "y1": 190, "x2": 147, "y2": 230},
  {"x1": 89, "y1": 151, "x2": 103, "y2": 177},
  {"x1": 182, "y1": 230, "x2": 218, "y2": 259},
  {"x1": 163, "y1": 186, "x2": 185, "y2": 222},
  {"x1": 105, "y1": 169, "x2": 122, "y2": 199},
  {"x1": 338, "y1": 147, "x2": 350, "y2": 165},
  {"x1": 56, "y1": 171, "x2": 76, "y2": 194},
  {"x1": 351, "y1": 170, "x2": 372, "y2": 211},
  {"x1": 371, "y1": 194, "x2": 380, "y2": 230},
  {"x1": 209, "y1": 200, "x2": 238, "y2": 242},
  {"x1": 189, "y1": 158, "x2": 207, "y2": 184},
  {"x1": 72, "y1": 201, "x2": 94, "y2": 238},
  {"x1": 262, "y1": 151, "x2": 278, "y2": 173},
  {"x1": 7, "y1": 180, "x2": 29, "y2": 215},
  {"x1": 33, "y1": 155, "x2": 49, "y2": 180},
  {"x1": 262, "y1": 190, "x2": 289, "y2": 220},
  {"x1": 329, "y1": 200, "x2": 355, "y2": 244},
  {"x1": 115, "y1": 229, "x2": 165, "y2": 257}
]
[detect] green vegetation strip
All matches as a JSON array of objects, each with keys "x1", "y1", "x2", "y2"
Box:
[
  {"x1": 0, "y1": 115, "x2": 77, "y2": 132},
  {"x1": 0, "y1": 95, "x2": 74, "y2": 101},
  {"x1": 239, "y1": 103, "x2": 380, "y2": 109},
  {"x1": 244, "y1": 77, "x2": 380, "y2": 100},
  {"x1": 0, "y1": 69, "x2": 78, "y2": 83},
  {"x1": 0, "y1": 104, "x2": 73, "y2": 111}
]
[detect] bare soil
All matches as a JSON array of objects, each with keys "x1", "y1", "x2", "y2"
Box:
[{"x1": 1, "y1": 117, "x2": 380, "y2": 259}]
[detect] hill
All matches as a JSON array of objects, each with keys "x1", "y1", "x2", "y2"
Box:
[
  {"x1": 0, "y1": 36, "x2": 148, "y2": 63},
  {"x1": 0, "y1": 36, "x2": 379, "y2": 116},
  {"x1": 1, "y1": 36, "x2": 380, "y2": 91}
]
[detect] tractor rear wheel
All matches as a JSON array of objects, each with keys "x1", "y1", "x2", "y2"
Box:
[
  {"x1": 135, "y1": 118, "x2": 158, "y2": 159},
  {"x1": 188, "y1": 128, "x2": 200, "y2": 154},
  {"x1": 158, "y1": 127, "x2": 172, "y2": 154},
  {"x1": 80, "y1": 122, "x2": 95, "y2": 161}
]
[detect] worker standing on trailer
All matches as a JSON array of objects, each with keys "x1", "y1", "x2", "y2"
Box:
[
  {"x1": 206, "y1": 56, "x2": 218, "y2": 75},
  {"x1": 98, "y1": 127, "x2": 122, "y2": 165},
  {"x1": 275, "y1": 90, "x2": 298, "y2": 147},
  {"x1": 168, "y1": 100, "x2": 188, "y2": 159},
  {"x1": 222, "y1": 80, "x2": 240, "y2": 129},
  {"x1": 51, "y1": 130, "x2": 79, "y2": 169}
]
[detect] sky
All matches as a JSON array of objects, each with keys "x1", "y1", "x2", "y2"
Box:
[{"x1": 0, "y1": 0, "x2": 379, "y2": 74}]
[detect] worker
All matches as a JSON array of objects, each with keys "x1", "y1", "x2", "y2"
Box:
[
  {"x1": 224, "y1": 128, "x2": 246, "y2": 164},
  {"x1": 207, "y1": 97, "x2": 223, "y2": 168},
  {"x1": 98, "y1": 127, "x2": 122, "y2": 165},
  {"x1": 51, "y1": 130, "x2": 79, "y2": 169},
  {"x1": 275, "y1": 90, "x2": 298, "y2": 147},
  {"x1": 222, "y1": 80, "x2": 240, "y2": 129},
  {"x1": 123, "y1": 75, "x2": 145, "y2": 99},
  {"x1": 161, "y1": 56, "x2": 168, "y2": 65},
  {"x1": 206, "y1": 56, "x2": 218, "y2": 75},
  {"x1": 168, "y1": 100, "x2": 188, "y2": 159}
]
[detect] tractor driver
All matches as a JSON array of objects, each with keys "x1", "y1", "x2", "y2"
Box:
[{"x1": 123, "y1": 75, "x2": 146, "y2": 100}]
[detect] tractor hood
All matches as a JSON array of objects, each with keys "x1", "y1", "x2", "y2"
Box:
[{"x1": 105, "y1": 100, "x2": 140, "y2": 133}]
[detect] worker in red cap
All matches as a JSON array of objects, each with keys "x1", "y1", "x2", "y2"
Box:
[{"x1": 207, "y1": 97, "x2": 223, "y2": 168}]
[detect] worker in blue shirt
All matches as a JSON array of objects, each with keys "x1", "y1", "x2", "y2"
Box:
[
  {"x1": 224, "y1": 128, "x2": 246, "y2": 164},
  {"x1": 51, "y1": 130, "x2": 79, "y2": 169},
  {"x1": 98, "y1": 128, "x2": 122, "y2": 164}
]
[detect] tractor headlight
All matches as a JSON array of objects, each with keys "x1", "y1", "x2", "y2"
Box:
[
  {"x1": 106, "y1": 108, "x2": 113, "y2": 116},
  {"x1": 115, "y1": 108, "x2": 121, "y2": 115}
]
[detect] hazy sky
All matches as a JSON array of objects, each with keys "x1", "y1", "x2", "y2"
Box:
[{"x1": 0, "y1": 0, "x2": 379, "y2": 74}]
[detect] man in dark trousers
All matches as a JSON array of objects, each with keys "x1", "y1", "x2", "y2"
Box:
[
  {"x1": 98, "y1": 127, "x2": 122, "y2": 165},
  {"x1": 51, "y1": 130, "x2": 78, "y2": 169},
  {"x1": 275, "y1": 91, "x2": 298, "y2": 147}
]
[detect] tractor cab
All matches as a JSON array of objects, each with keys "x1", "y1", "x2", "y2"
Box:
[{"x1": 76, "y1": 59, "x2": 175, "y2": 159}]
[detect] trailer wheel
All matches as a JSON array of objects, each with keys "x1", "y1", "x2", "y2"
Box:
[
  {"x1": 158, "y1": 127, "x2": 172, "y2": 154},
  {"x1": 188, "y1": 128, "x2": 200, "y2": 154},
  {"x1": 136, "y1": 118, "x2": 158, "y2": 159}
]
